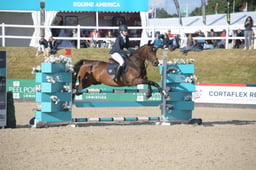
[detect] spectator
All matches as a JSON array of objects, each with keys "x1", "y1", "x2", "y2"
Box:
[
  {"x1": 169, "y1": 34, "x2": 180, "y2": 51},
  {"x1": 105, "y1": 30, "x2": 114, "y2": 48},
  {"x1": 35, "y1": 35, "x2": 48, "y2": 57},
  {"x1": 206, "y1": 29, "x2": 217, "y2": 49},
  {"x1": 89, "y1": 29, "x2": 101, "y2": 47},
  {"x1": 162, "y1": 33, "x2": 171, "y2": 49},
  {"x1": 180, "y1": 33, "x2": 201, "y2": 55},
  {"x1": 194, "y1": 30, "x2": 205, "y2": 50},
  {"x1": 152, "y1": 33, "x2": 163, "y2": 49},
  {"x1": 72, "y1": 29, "x2": 78, "y2": 48},
  {"x1": 80, "y1": 31, "x2": 88, "y2": 48},
  {"x1": 244, "y1": 16, "x2": 254, "y2": 50},
  {"x1": 167, "y1": 29, "x2": 174, "y2": 38},
  {"x1": 218, "y1": 29, "x2": 226, "y2": 48},
  {"x1": 187, "y1": 33, "x2": 194, "y2": 49},
  {"x1": 46, "y1": 36, "x2": 58, "y2": 56},
  {"x1": 234, "y1": 29, "x2": 244, "y2": 48},
  {"x1": 180, "y1": 33, "x2": 188, "y2": 54}
]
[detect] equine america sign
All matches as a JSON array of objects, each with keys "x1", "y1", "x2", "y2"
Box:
[{"x1": 45, "y1": 0, "x2": 149, "y2": 12}]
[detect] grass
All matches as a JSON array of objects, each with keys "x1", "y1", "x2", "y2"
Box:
[{"x1": 1, "y1": 47, "x2": 256, "y2": 84}]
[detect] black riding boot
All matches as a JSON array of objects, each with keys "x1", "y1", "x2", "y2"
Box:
[{"x1": 113, "y1": 65, "x2": 122, "y2": 82}]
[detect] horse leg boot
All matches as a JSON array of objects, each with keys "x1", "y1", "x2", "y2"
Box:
[{"x1": 113, "y1": 65, "x2": 122, "y2": 82}]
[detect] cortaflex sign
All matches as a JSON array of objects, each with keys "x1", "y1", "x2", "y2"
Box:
[
  {"x1": 194, "y1": 84, "x2": 256, "y2": 105},
  {"x1": 45, "y1": 0, "x2": 148, "y2": 12}
]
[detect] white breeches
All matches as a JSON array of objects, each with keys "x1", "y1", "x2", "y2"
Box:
[
  {"x1": 38, "y1": 45, "x2": 46, "y2": 52},
  {"x1": 111, "y1": 52, "x2": 124, "y2": 66}
]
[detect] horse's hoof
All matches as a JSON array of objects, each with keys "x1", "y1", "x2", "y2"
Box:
[
  {"x1": 165, "y1": 96, "x2": 171, "y2": 100},
  {"x1": 72, "y1": 89, "x2": 77, "y2": 94},
  {"x1": 146, "y1": 94, "x2": 152, "y2": 99}
]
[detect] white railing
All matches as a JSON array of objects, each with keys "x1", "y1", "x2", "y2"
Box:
[{"x1": 1, "y1": 23, "x2": 255, "y2": 49}]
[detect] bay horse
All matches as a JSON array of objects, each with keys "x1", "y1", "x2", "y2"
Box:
[{"x1": 72, "y1": 44, "x2": 169, "y2": 100}]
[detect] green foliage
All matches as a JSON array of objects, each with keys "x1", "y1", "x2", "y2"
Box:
[
  {"x1": 156, "y1": 8, "x2": 173, "y2": 18},
  {"x1": 190, "y1": 0, "x2": 256, "y2": 16}
]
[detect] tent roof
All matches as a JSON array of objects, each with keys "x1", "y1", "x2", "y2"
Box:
[{"x1": 149, "y1": 12, "x2": 256, "y2": 31}]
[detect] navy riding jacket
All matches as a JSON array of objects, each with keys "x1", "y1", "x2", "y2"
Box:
[{"x1": 109, "y1": 34, "x2": 130, "y2": 57}]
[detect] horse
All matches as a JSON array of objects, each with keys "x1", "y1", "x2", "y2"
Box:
[{"x1": 72, "y1": 44, "x2": 169, "y2": 100}]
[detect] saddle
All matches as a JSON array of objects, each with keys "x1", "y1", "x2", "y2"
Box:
[{"x1": 107, "y1": 58, "x2": 128, "y2": 75}]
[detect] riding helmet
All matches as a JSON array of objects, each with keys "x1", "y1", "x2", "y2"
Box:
[{"x1": 119, "y1": 24, "x2": 128, "y2": 31}]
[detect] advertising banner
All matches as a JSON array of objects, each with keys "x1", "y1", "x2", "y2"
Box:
[
  {"x1": 45, "y1": 0, "x2": 149, "y2": 12},
  {"x1": 6, "y1": 80, "x2": 256, "y2": 106},
  {"x1": 194, "y1": 83, "x2": 256, "y2": 105},
  {"x1": 0, "y1": 0, "x2": 40, "y2": 11},
  {"x1": 0, "y1": 51, "x2": 6, "y2": 127},
  {"x1": 7, "y1": 79, "x2": 36, "y2": 99}
]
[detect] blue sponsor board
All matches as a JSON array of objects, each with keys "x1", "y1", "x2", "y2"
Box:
[
  {"x1": 45, "y1": 0, "x2": 148, "y2": 12},
  {"x1": 1, "y1": 0, "x2": 40, "y2": 11}
]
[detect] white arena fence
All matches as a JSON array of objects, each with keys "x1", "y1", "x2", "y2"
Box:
[{"x1": 1, "y1": 23, "x2": 255, "y2": 49}]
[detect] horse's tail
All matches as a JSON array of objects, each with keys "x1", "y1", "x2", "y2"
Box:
[{"x1": 72, "y1": 59, "x2": 87, "y2": 89}]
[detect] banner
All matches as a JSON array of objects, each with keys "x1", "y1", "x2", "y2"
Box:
[
  {"x1": 0, "y1": 0, "x2": 40, "y2": 11},
  {"x1": 7, "y1": 79, "x2": 36, "y2": 99},
  {"x1": 45, "y1": 0, "x2": 149, "y2": 12},
  {"x1": 6, "y1": 80, "x2": 256, "y2": 105},
  {"x1": 194, "y1": 84, "x2": 256, "y2": 105}
]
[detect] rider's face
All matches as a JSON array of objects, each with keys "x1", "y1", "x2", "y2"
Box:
[{"x1": 121, "y1": 30, "x2": 128, "y2": 36}]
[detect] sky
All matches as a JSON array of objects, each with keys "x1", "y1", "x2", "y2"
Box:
[{"x1": 149, "y1": 0, "x2": 203, "y2": 15}]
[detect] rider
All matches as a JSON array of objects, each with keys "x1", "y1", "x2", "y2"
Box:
[{"x1": 109, "y1": 24, "x2": 131, "y2": 82}]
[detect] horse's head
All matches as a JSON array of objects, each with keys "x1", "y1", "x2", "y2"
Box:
[
  {"x1": 135, "y1": 44, "x2": 159, "y2": 66},
  {"x1": 144, "y1": 43, "x2": 159, "y2": 67}
]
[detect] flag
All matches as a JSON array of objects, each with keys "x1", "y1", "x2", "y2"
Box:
[
  {"x1": 202, "y1": 0, "x2": 206, "y2": 25},
  {"x1": 148, "y1": 8, "x2": 156, "y2": 18},
  {"x1": 174, "y1": 0, "x2": 182, "y2": 25},
  {"x1": 181, "y1": 9, "x2": 186, "y2": 16},
  {"x1": 181, "y1": 5, "x2": 188, "y2": 17},
  {"x1": 242, "y1": 2, "x2": 247, "y2": 12},
  {"x1": 65, "y1": 49, "x2": 72, "y2": 55},
  {"x1": 214, "y1": 3, "x2": 219, "y2": 14}
]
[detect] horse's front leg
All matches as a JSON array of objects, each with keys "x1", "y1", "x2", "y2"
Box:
[
  {"x1": 144, "y1": 80, "x2": 170, "y2": 100},
  {"x1": 146, "y1": 84, "x2": 153, "y2": 99}
]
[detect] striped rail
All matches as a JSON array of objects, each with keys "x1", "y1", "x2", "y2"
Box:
[
  {"x1": 73, "y1": 116, "x2": 161, "y2": 122},
  {"x1": 77, "y1": 88, "x2": 160, "y2": 93}
]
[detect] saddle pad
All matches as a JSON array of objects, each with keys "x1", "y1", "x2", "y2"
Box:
[{"x1": 107, "y1": 64, "x2": 116, "y2": 75}]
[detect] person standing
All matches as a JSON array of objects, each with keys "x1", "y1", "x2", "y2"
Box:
[
  {"x1": 244, "y1": 16, "x2": 254, "y2": 50},
  {"x1": 109, "y1": 25, "x2": 131, "y2": 82},
  {"x1": 72, "y1": 29, "x2": 78, "y2": 48}
]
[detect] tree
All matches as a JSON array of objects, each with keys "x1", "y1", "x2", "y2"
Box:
[
  {"x1": 156, "y1": 8, "x2": 173, "y2": 18},
  {"x1": 190, "y1": 0, "x2": 256, "y2": 16}
]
